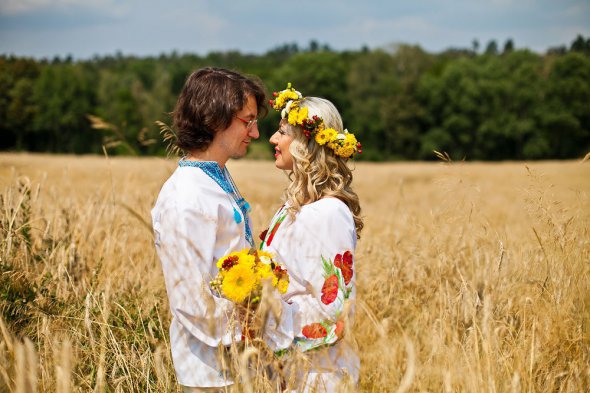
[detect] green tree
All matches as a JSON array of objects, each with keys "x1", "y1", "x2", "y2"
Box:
[
  {"x1": 485, "y1": 40, "x2": 499, "y2": 55},
  {"x1": 570, "y1": 34, "x2": 590, "y2": 55},
  {"x1": 540, "y1": 52, "x2": 590, "y2": 158},
  {"x1": 380, "y1": 45, "x2": 433, "y2": 159},
  {"x1": 346, "y1": 50, "x2": 399, "y2": 159},
  {"x1": 503, "y1": 39, "x2": 514, "y2": 54},
  {"x1": 0, "y1": 57, "x2": 39, "y2": 150},
  {"x1": 32, "y1": 63, "x2": 98, "y2": 152}
]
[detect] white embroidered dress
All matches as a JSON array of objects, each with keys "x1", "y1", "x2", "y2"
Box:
[
  {"x1": 151, "y1": 163, "x2": 252, "y2": 387},
  {"x1": 260, "y1": 198, "x2": 360, "y2": 391}
]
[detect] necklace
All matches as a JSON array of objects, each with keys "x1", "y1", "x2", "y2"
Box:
[{"x1": 178, "y1": 159, "x2": 253, "y2": 246}]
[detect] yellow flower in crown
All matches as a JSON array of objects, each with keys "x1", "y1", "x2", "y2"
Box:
[
  {"x1": 315, "y1": 128, "x2": 337, "y2": 146},
  {"x1": 271, "y1": 83, "x2": 302, "y2": 110},
  {"x1": 221, "y1": 262, "x2": 258, "y2": 303},
  {"x1": 327, "y1": 139, "x2": 338, "y2": 151},
  {"x1": 296, "y1": 106, "x2": 309, "y2": 124},
  {"x1": 343, "y1": 132, "x2": 357, "y2": 147},
  {"x1": 337, "y1": 146, "x2": 355, "y2": 158},
  {"x1": 287, "y1": 106, "x2": 300, "y2": 126}
]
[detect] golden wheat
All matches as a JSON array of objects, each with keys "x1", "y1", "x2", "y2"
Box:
[{"x1": 0, "y1": 153, "x2": 589, "y2": 392}]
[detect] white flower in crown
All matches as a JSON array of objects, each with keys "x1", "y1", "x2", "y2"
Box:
[{"x1": 336, "y1": 133, "x2": 347, "y2": 140}]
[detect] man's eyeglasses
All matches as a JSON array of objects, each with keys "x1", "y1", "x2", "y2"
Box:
[{"x1": 236, "y1": 116, "x2": 258, "y2": 130}]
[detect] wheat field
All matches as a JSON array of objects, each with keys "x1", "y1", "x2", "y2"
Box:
[{"x1": 1, "y1": 152, "x2": 589, "y2": 392}]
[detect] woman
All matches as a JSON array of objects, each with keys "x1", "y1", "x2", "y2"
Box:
[{"x1": 260, "y1": 83, "x2": 363, "y2": 392}]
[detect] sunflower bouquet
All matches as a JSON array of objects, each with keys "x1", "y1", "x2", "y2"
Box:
[{"x1": 210, "y1": 248, "x2": 289, "y2": 306}]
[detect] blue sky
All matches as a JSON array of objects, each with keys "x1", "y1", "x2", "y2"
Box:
[{"x1": 1, "y1": 0, "x2": 589, "y2": 59}]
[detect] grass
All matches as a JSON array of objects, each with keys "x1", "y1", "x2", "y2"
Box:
[{"x1": 0, "y1": 152, "x2": 589, "y2": 392}]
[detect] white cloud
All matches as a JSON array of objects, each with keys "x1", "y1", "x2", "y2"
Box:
[
  {"x1": 166, "y1": 8, "x2": 228, "y2": 34},
  {"x1": 565, "y1": 2, "x2": 590, "y2": 17}
]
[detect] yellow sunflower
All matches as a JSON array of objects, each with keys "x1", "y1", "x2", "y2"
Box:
[
  {"x1": 221, "y1": 263, "x2": 258, "y2": 303},
  {"x1": 257, "y1": 263, "x2": 278, "y2": 286},
  {"x1": 344, "y1": 133, "x2": 357, "y2": 147},
  {"x1": 314, "y1": 129, "x2": 329, "y2": 145},
  {"x1": 216, "y1": 249, "x2": 255, "y2": 269},
  {"x1": 287, "y1": 106, "x2": 300, "y2": 126},
  {"x1": 296, "y1": 107, "x2": 309, "y2": 124},
  {"x1": 315, "y1": 128, "x2": 338, "y2": 146},
  {"x1": 337, "y1": 146, "x2": 355, "y2": 158}
]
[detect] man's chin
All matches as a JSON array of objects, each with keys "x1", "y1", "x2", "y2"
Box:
[{"x1": 230, "y1": 150, "x2": 248, "y2": 160}]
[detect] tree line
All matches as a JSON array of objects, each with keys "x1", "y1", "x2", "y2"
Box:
[{"x1": 1, "y1": 36, "x2": 589, "y2": 160}]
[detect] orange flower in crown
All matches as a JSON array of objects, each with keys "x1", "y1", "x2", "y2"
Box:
[{"x1": 269, "y1": 83, "x2": 362, "y2": 158}]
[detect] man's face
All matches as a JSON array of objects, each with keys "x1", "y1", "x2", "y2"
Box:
[{"x1": 216, "y1": 95, "x2": 260, "y2": 161}]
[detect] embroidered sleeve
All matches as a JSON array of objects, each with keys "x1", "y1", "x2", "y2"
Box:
[{"x1": 294, "y1": 250, "x2": 354, "y2": 351}]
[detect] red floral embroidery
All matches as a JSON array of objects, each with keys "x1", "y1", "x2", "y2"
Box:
[
  {"x1": 321, "y1": 275, "x2": 339, "y2": 305},
  {"x1": 264, "y1": 206, "x2": 287, "y2": 247},
  {"x1": 334, "y1": 251, "x2": 354, "y2": 285},
  {"x1": 302, "y1": 323, "x2": 327, "y2": 339},
  {"x1": 334, "y1": 320, "x2": 345, "y2": 338},
  {"x1": 266, "y1": 216, "x2": 285, "y2": 246}
]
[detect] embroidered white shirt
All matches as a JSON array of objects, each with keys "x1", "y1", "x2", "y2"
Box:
[
  {"x1": 260, "y1": 198, "x2": 360, "y2": 389},
  {"x1": 151, "y1": 165, "x2": 249, "y2": 387}
]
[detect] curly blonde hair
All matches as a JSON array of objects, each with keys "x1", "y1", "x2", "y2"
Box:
[{"x1": 282, "y1": 97, "x2": 363, "y2": 238}]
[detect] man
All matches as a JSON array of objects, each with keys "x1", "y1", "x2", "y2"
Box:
[{"x1": 151, "y1": 67, "x2": 266, "y2": 392}]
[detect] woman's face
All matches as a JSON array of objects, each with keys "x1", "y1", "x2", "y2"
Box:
[{"x1": 269, "y1": 122, "x2": 294, "y2": 170}]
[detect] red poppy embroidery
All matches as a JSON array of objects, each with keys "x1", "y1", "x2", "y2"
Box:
[
  {"x1": 334, "y1": 251, "x2": 354, "y2": 285},
  {"x1": 334, "y1": 320, "x2": 345, "y2": 338},
  {"x1": 302, "y1": 323, "x2": 327, "y2": 339},
  {"x1": 321, "y1": 275, "x2": 339, "y2": 305}
]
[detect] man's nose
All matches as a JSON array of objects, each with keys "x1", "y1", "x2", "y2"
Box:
[{"x1": 249, "y1": 124, "x2": 260, "y2": 139}]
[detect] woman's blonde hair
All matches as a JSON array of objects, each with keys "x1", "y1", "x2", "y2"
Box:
[{"x1": 282, "y1": 97, "x2": 363, "y2": 238}]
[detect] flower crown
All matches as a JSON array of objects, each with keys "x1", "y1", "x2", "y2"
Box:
[{"x1": 269, "y1": 83, "x2": 362, "y2": 158}]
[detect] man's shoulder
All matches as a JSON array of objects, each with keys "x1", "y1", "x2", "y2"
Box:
[{"x1": 154, "y1": 167, "x2": 227, "y2": 211}]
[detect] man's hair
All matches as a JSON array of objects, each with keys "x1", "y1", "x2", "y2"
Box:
[{"x1": 173, "y1": 67, "x2": 267, "y2": 152}]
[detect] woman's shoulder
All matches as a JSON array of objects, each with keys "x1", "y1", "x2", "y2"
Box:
[
  {"x1": 299, "y1": 198, "x2": 353, "y2": 224},
  {"x1": 291, "y1": 198, "x2": 356, "y2": 247},
  {"x1": 304, "y1": 197, "x2": 350, "y2": 212}
]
